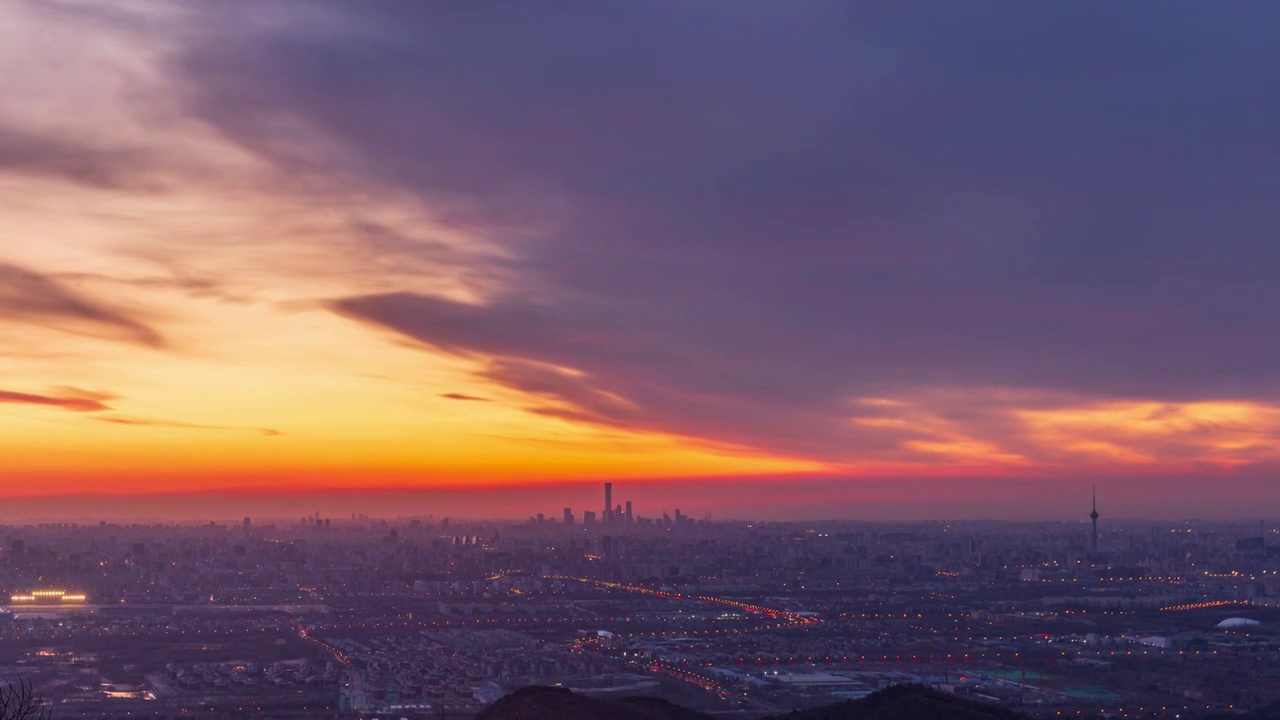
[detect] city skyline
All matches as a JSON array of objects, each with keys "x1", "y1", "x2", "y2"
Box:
[
  {"x1": 5, "y1": 2, "x2": 1280, "y2": 518},
  {"x1": 0, "y1": 505, "x2": 1275, "y2": 717},
  {"x1": 0, "y1": 478, "x2": 1266, "y2": 525}
]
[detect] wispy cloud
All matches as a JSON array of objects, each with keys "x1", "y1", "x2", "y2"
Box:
[
  {"x1": 96, "y1": 416, "x2": 281, "y2": 436},
  {"x1": 0, "y1": 121, "x2": 158, "y2": 191},
  {"x1": 0, "y1": 263, "x2": 163, "y2": 346},
  {"x1": 0, "y1": 388, "x2": 113, "y2": 412},
  {"x1": 440, "y1": 393, "x2": 490, "y2": 402}
]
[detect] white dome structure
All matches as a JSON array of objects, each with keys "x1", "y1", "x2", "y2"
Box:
[{"x1": 1217, "y1": 617, "x2": 1261, "y2": 629}]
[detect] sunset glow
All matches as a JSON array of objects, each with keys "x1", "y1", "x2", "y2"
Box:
[{"x1": 3, "y1": 1, "x2": 1278, "y2": 519}]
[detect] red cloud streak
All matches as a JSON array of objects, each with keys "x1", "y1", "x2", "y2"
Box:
[{"x1": 0, "y1": 389, "x2": 111, "y2": 412}]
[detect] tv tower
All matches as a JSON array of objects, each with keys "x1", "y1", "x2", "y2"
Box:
[{"x1": 1090, "y1": 484, "x2": 1099, "y2": 557}]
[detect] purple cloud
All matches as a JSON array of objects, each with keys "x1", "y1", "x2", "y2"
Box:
[
  {"x1": 170, "y1": 3, "x2": 1280, "y2": 464},
  {"x1": 0, "y1": 263, "x2": 163, "y2": 346},
  {"x1": 440, "y1": 393, "x2": 491, "y2": 402},
  {"x1": 0, "y1": 122, "x2": 158, "y2": 190}
]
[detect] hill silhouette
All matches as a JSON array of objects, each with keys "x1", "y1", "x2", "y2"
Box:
[
  {"x1": 763, "y1": 685, "x2": 1030, "y2": 720},
  {"x1": 475, "y1": 684, "x2": 1029, "y2": 720},
  {"x1": 474, "y1": 686, "x2": 713, "y2": 720}
]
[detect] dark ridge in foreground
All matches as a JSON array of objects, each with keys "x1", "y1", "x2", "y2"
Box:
[
  {"x1": 475, "y1": 685, "x2": 1029, "y2": 720},
  {"x1": 763, "y1": 685, "x2": 1030, "y2": 720},
  {"x1": 474, "y1": 685, "x2": 713, "y2": 720}
]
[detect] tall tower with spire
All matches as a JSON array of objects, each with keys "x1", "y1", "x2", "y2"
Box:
[{"x1": 1090, "y1": 484, "x2": 1099, "y2": 557}]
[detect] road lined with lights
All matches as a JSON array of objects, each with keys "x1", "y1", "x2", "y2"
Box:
[
  {"x1": 547, "y1": 575, "x2": 820, "y2": 626},
  {"x1": 1159, "y1": 599, "x2": 1248, "y2": 612}
]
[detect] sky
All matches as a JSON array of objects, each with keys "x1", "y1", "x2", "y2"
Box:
[{"x1": 2, "y1": 1, "x2": 1279, "y2": 520}]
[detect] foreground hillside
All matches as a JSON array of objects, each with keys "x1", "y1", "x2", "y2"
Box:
[
  {"x1": 764, "y1": 685, "x2": 1031, "y2": 720},
  {"x1": 474, "y1": 686, "x2": 714, "y2": 720},
  {"x1": 475, "y1": 685, "x2": 1028, "y2": 720}
]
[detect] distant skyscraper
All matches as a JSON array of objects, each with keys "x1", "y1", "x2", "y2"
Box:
[
  {"x1": 625, "y1": 500, "x2": 633, "y2": 523},
  {"x1": 583, "y1": 510, "x2": 596, "y2": 526},
  {"x1": 604, "y1": 483, "x2": 613, "y2": 524},
  {"x1": 563, "y1": 508, "x2": 574, "y2": 525},
  {"x1": 243, "y1": 517, "x2": 251, "y2": 529},
  {"x1": 1090, "y1": 485, "x2": 1099, "y2": 557}
]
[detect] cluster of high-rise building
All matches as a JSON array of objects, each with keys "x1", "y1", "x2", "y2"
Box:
[{"x1": 546, "y1": 483, "x2": 691, "y2": 528}]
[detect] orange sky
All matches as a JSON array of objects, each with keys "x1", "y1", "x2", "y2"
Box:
[{"x1": 2, "y1": 1, "x2": 1279, "y2": 519}]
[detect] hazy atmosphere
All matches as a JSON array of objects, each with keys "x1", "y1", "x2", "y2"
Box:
[
  {"x1": 4, "y1": 1, "x2": 1280, "y2": 518},
  {"x1": 4, "y1": 4, "x2": 1280, "y2": 720}
]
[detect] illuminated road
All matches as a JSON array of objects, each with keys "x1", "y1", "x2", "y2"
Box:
[
  {"x1": 295, "y1": 621, "x2": 366, "y2": 712},
  {"x1": 547, "y1": 576, "x2": 820, "y2": 626},
  {"x1": 551, "y1": 574, "x2": 818, "y2": 706}
]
